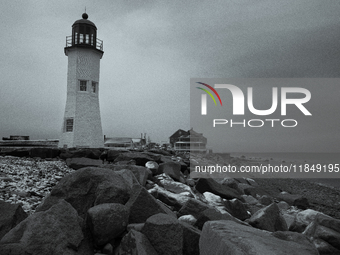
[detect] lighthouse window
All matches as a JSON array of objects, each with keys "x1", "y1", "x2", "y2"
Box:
[
  {"x1": 79, "y1": 34, "x2": 84, "y2": 43},
  {"x1": 79, "y1": 80, "x2": 87, "y2": 91},
  {"x1": 65, "y1": 118, "x2": 74, "y2": 132},
  {"x1": 86, "y1": 34, "x2": 89, "y2": 44},
  {"x1": 92, "y1": 82, "x2": 97, "y2": 93}
]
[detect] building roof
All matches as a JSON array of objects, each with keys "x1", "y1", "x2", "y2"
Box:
[
  {"x1": 188, "y1": 128, "x2": 205, "y2": 138},
  {"x1": 132, "y1": 138, "x2": 142, "y2": 143},
  {"x1": 104, "y1": 137, "x2": 132, "y2": 145},
  {"x1": 169, "y1": 129, "x2": 189, "y2": 138}
]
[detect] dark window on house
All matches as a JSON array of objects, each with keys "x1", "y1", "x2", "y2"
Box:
[
  {"x1": 66, "y1": 118, "x2": 74, "y2": 132},
  {"x1": 80, "y1": 80, "x2": 87, "y2": 91},
  {"x1": 92, "y1": 82, "x2": 97, "y2": 93}
]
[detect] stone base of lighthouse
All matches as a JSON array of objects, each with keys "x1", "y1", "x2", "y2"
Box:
[{"x1": 58, "y1": 47, "x2": 104, "y2": 148}]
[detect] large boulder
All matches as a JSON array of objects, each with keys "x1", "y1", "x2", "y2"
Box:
[
  {"x1": 178, "y1": 198, "x2": 212, "y2": 218},
  {"x1": 70, "y1": 148, "x2": 102, "y2": 159},
  {"x1": 281, "y1": 212, "x2": 297, "y2": 230},
  {"x1": 106, "y1": 150, "x2": 123, "y2": 162},
  {"x1": 157, "y1": 174, "x2": 192, "y2": 194},
  {"x1": 125, "y1": 184, "x2": 175, "y2": 223},
  {"x1": 277, "y1": 201, "x2": 290, "y2": 211},
  {"x1": 114, "y1": 169, "x2": 140, "y2": 189},
  {"x1": 241, "y1": 194, "x2": 259, "y2": 205},
  {"x1": 114, "y1": 152, "x2": 154, "y2": 166},
  {"x1": 142, "y1": 213, "x2": 183, "y2": 255},
  {"x1": 303, "y1": 213, "x2": 340, "y2": 254},
  {"x1": 148, "y1": 149, "x2": 172, "y2": 156},
  {"x1": 87, "y1": 203, "x2": 129, "y2": 247},
  {"x1": 195, "y1": 178, "x2": 242, "y2": 201},
  {"x1": 249, "y1": 203, "x2": 288, "y2": 232},
  {"x1": 0, "y1": 201, "x2": 28, "y2": 240},
  {"x1": 179, "y1": 221, "x2": 201, "y2": 255},
  {"x1": 116, "y1": 229, "x2": 158, "y2": 255},
  {"x1": 36, "y1": 167, "x2": 131, "y2": 218},
  {"x1": 277, "y1": 192, "x2": 309, "y2": 209},
  {"x1": 148, "y1": 184, "x2": 192, "y2": 210},
  {"x1": 59, "y1": 149, "x2": 76, "y2": 160},
  {"x1": 0, "y1": 200, "x2": 91, "y2": 255},
  {"x1": 177, "y1": 160, "x2": 189, "y2": 173},
  {"x1": 290, "y1": 209, "x2": 325, "y2": 233},
  {"x1": 220, "y1": 178, "x2": 242, "y2": 193},
  {"x1": 160, "y1": 155, "x2": 175, "y2": 164},
  {"x1": 102, "y1": 164, "x2": 151, "y2": 186},
  {"x1": 195, "y1": 208, "x2": 245, "y2": 230},
  {"x1": 258, "y1": 195, "x2": 274, "y2": 206},
  {"x1": 156, "y1": 199, "x2": 178, "y2": 218},
  {"x1": 145, "y1": 161, "x2": 159, "y2": 174},
  {"x1": 158, "y1": 162, "x2": 182, "y2": 181},
  {"x1": 142, "y1": 152, "x2": 162, "y2": 162},
  {"x1": 203, "y1": 192, "x2": 229, "y2": 214},
  {"x1": 178, "y1": 215, "x2": 197, "y2": 226},
  {"x1": 224, "y1": 198, "x2": 250, "y2": 221},
  {"x1": 66, "y1": 157, "x2": 103, "y2": 170},
  {"x1": 200, "y1": 220, "x2": 319, "y2": 255}
]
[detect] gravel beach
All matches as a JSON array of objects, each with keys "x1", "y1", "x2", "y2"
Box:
[
  {"x1": 255, "y1": 178, "x2": 340, "y2": 219},
  {"x1": 0, "y1": 156, "x2": 74, "y2": 215}
]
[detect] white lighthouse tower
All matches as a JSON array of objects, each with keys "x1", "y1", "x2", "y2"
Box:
[{"x1": 59, "y1": 13, "x2": 104, "y2": 148}]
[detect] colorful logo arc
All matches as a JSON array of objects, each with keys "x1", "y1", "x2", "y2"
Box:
[{"x1": 196, "y1": 82, "x2": 223, "y2": 106}]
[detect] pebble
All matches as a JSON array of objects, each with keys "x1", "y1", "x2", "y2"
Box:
[{"x1": 0, "y1": 156, "x2": 74, "y2": 215}]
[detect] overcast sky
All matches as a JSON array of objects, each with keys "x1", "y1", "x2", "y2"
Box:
[{"x1": 1, "y1": 0, "x2": 340, "y2": 146}]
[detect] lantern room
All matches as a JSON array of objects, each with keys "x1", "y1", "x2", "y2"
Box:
[{"x1": 65, "y1": 13, "x2": 103, "y2": 54}]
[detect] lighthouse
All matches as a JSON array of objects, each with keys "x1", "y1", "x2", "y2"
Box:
[{"x1": 59, "y1": 13, "x2": 104, "y2": 148}]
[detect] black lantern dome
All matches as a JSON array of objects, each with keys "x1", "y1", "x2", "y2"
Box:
[{"x1": 73, "y1": 13, "x2": 97, "y2": 29}]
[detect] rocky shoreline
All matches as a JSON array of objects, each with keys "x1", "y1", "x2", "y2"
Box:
[{"x1": 0, "y1": 148, "x2": 339, "y2": 254}]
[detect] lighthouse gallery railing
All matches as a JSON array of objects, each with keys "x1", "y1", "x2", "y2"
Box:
[{"x1": 65, "y1": 36, "x2": 103, "y2": 51}]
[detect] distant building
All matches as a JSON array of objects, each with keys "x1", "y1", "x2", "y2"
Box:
[
  {"x1": 104, "y1": 137, "x2": 133, "y2": 149},
  {"x1": 103, "y1": 133, "x2": 147, "y2": 149},
  {"x1": 0, "y1": 136, "x2": 58, "y2": 147},
  {"x1": 132, "y1": 138, "x2": 146, "y2": 148},
  {"x1": 132, "y1": 133, "x2": 147, "y2": 148},
  {"x1": 169, "y1": 128, "x2": 207, "y2": 152},
  {"x1": 2, "y1": 136, "x2": 29, "y2": 140},
  {"x1": 169, "y1": 129, "x2": 188, "y2": 147}
]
